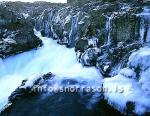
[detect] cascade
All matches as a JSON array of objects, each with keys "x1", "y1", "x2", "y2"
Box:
[
  {"x1": 68, "y1": 12, "x2": 79, "y2": 47},
  {"x1": 0, "y1": 30, "x2": 101, "y2": 111},
  {"x1": 139, "y1": 7, "x2": 150, "y2": 46},
  {"x1": 106, "y1": 16, "x2": 113, "y2": 45}
]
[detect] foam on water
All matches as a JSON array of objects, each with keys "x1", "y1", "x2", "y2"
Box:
[{"x1": 0, "y1": 30, "x2": 101, "y2": 110}]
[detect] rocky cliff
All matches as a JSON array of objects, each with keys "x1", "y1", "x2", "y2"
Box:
[
  {"x1": 35, "y1": 0, "x2": 150, "y2": 77},
  {"x1": 0, "y1": 2, "x2": 66, "y2": 58}
]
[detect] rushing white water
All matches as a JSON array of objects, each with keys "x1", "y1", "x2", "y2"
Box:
[{"x1": 0, "y1": 30, "x2": 101, "y2": 110}]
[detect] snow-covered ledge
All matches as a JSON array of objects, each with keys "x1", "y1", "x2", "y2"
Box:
[{"x1": 103, "y1": 47, "x2": 150, "y2": 115}]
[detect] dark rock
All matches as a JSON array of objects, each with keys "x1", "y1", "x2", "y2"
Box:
[
  {"x1": 75, "y1": 38, "x2": 88, "y2": 52},
  {"x1": 1, "y1": 72, "x2": 54, "y2": 108},
  {"x1": 81, "y1": 48, "x2": 99, "y2": 66},
  {"x1": 126, "y1": 101, "x2": 136, "y2": 115},
  {"x1": 0, "y1": 72, "x2": 122, "y2": 116},
  {"x1": 0, "y1": 2, "x2": 67, "y2": 58},
  {"x1": 0, "y1": 2, "x2": 44, "y2": 58}
]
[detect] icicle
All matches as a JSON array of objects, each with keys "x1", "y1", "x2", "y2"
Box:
[
  {"x1": 68, "y1": 12, "x2": 79, "y2": 47},
  {"x1": 139, "y1": 18, "x2": 145, "y2": 44},
  {"x1": 139, "y1": 7, "x2": 150, "y2": 46},
  {"x1": 106, "y1": 16, "x2": 113, "y2": 45}
]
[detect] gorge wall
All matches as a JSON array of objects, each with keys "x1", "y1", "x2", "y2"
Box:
[
  {"x1": 0, "y1": 2, "x2": 66, "y2": 58},
  {"x1": 35, "y1": 0, "x2": 150, "y2": 77}
]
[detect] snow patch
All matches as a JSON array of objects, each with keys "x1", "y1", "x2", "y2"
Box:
[
  {"x1": 103, "y1": 47, "x2": 150, "y2": 114},
  {"x1": 128, "y1": 47, "x2": 150, "y2": 71},
  {"x1": 22, "y1": 13, "x2": 29, "y2": 19},
  {"x1": 103, "y1": 74, "x2": 150, "y2": 114},
  {"x1": 119, "y1": 68, "x2": 136, "y2": 79}
]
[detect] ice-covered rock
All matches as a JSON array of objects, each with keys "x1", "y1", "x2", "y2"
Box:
[
  {"x1": 22, "y1": 13, "x2": 29, "y2": 19},
  {"x1": 140, "y1": 68, "x2": 150, "y2": 95},
  {"x1": 0, "y1": 2, "x2": 43, "y2": 58},
  {"x1": 128, "y1": 47, "x2": 150, "y2": 71},
  {"x1": 103, "y1": 47, "x2": 150, "y2": 115},
  {"x1": 103, "y1": 72, "x2": 150, "y2": 115},
  {"x1": 3, "y1": 38, "x2": 16, "y2": 44},
  {"x1": 119, "y1": 68, "x2": 136, "y2": 79},
  {"x1": 88, "y1": 37, "x2": 98, "y2": 47},
  {"x1": 81, "y1": 48, "x2": 99, "y2": 66}
]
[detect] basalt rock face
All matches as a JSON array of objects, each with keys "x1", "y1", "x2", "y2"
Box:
[
  {"x1": 0, "y1": 2, "x2": 66, "y2": 58},
  {"x1": 67, "y1": 0, "x2": 137, "y2": 5},
  {"x1": 0, "y1": 2, "x2": 42, "y2": 58},
  {"x1": 35, "y1": 1, "x2": 147, "y2": 76}
]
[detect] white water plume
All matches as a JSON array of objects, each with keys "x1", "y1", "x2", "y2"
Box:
[{"x1": 0, "y1": 30, "x2": 101, "y2": 110}]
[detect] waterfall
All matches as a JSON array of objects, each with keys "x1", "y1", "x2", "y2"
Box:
[
  {"x1": 35, "y1": 8, "x2": 80, "y2": 47},
  {"x1": 139, "y1": 7, "x2": 150, "y2": 46},
  {"x1": 0, "y1": 30, "x2": 101, "y2": 111},
  {"x1": 140, "y1": 18, "x2": 145, "y2": 44},
  {"x1": 106, "y1": 16, "x2": 112, "y2": 45},
  {"x1": 68, "y1": 12, "x2": 79, "y2": 47}
]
